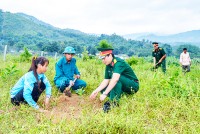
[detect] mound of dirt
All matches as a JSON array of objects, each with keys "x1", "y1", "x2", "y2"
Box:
[{"x1": 46, "y1": 94, "x2": 102, "y2": 122}]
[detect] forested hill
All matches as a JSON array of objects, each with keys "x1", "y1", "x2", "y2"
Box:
[{"x1": 0, "y1": 9, "x2": 200, "y2": 58}]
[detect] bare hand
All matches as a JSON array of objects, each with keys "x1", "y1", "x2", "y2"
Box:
[
  {"x1": 100, "y1": 94, "x2": 107, "y2": 101},
  {"x1": 38, "y1": 108, "x2": 48, "y2": 113},
  {"x1": 76, "y1": 75, "x2": 80, "y2": 79},
  {"x1": 44, "y1": 97, "x2": 50, "y2": 110},
  {"x1": 90, "y1": 90, "x2": 98, "y2": 100},
  {"x1": 69, "y1": 80, "x2": 74, "y2": 86}
]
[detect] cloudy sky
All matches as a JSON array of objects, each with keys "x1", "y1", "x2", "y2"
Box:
[{"x1": 1, "y1": 0, "x2": 200, "y2": 35}]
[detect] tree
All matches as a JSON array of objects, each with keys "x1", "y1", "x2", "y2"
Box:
[
  {"x1": 127, "y1": 51, "x2": 134, "y2": 57},
  {"x1": 42, "y1": 42, "x2": 59, "y2": 52},
  {"x1": 161, "y1": 44, "x2": 172, "y2": 56},
  {"x1": 113, "y1": 48, "x2": 120, "y2": 55},
  {"x1": 20, "y1": 47, "x2": 32, "y2": 62},
  {"x1": 82, "y1": 46, "x2": 89, "y2": 61},
  {"x1": 119, "y1": 46, "x2": 127, "y2": 54},
  {"x1": 87, "y1": 45, "x2": 97, "y2": 55},
  {"x1": 15, "y1": 42, "x2": 24, "y2": 51},
  {"x1": 98, "y1": 40, "x2": 113, "y2": 49}
]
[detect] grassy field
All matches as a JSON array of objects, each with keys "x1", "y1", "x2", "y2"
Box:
[{"x1": 0, "y1": 55, "x2": 200, "y2": 133}]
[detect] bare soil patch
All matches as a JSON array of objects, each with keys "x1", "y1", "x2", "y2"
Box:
[{"x1": 46, "y1": 94, "x2": 102, "y2": 122}]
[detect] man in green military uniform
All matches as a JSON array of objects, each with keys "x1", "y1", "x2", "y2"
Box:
[
  {"x1": 90, "y1": 47, "x2": 139, "y2": 112},
  {"x1": 152, "y1": 42, "x2": 166, "y2": 73}
]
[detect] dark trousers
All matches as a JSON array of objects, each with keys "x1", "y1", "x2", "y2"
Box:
[
  {"x1": 182, "y1": 65, "x2": 190, "y2": 72},
  {"x1": 155, "y1": 60, "x2": 166, "y2": 73},
  {"x1": 11, "y1": 81, "x2": 46, "y2": 106}
]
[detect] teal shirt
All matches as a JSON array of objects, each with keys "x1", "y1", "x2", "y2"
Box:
[
  {"x1": 105, "y1": 57, "x2": 138, "y2": 81},
  {"x1": 10, "y1": 71, "x2": 51, "y2": 109},
  {"x1": 54, "y1": 57, "x2": 80, "y2": 84}
]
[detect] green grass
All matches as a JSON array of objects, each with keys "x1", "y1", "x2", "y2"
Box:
[{"x1": 0, "y1": 55, "x2": 200, "y2": 133}]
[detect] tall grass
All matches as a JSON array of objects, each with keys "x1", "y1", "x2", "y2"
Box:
[{"x1": 0, "y1": 55, "x2": 199, "y2": 133}]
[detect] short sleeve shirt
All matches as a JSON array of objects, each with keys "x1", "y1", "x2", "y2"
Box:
[
  {"x1": 152, "y1": 47, "x2": 166, "y2": 61},
  {"x1": 104, "y1": 57, "x2": 138, "y2": 81}
]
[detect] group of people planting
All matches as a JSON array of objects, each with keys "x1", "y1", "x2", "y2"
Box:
[{"x1": 10, "y1": 42, "x2": 191, "y2": 112}]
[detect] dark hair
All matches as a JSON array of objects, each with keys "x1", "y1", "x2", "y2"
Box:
[
  {"x1": 29, "y1": 56, "x2": 49, "y2": 91},
  {"x1": 106, "y1": 53, "x2": 114, "y2": 58},
  {"x1": 183, "y1": 48, "x2": 187, "y2": 50}
]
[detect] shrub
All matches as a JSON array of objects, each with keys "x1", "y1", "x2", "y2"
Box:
[
  {"x1": 126, "y1": 56, "x2": 138, "y2": 66},
  {"x1": 20, "y1": 47, "x2": 32, "y2": 62}
]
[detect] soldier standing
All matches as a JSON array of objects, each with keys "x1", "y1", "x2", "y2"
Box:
[{"x1": 152, "y1": 42, "x2": 167, "y2": 73}]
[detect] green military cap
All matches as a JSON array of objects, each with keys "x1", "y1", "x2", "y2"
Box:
[
  {"x1": 97, "y1": 47, "x2": 114, "y2": 51},
  {"x1": 97, "y1": 46, "x2": 114, "y2": 59},
  {"x1": 152, "y1": 42, "x2": 159, "y2": 45}
]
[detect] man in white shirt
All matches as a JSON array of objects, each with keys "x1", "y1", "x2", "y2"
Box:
[{"x1": 180, "y1": 48, "x2": 191, "y2": 72}]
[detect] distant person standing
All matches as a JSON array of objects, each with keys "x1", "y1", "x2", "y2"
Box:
[
  {"x1": 180, "y1": 48, "x2": 191, "y2": 72},
  {"x1": 152, "y1": 42, "x2": 167, "y2": 73}
]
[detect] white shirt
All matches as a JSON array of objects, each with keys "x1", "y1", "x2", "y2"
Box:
[{"x1": 180, "y1": 52, "x2": 191, "y2": 65}]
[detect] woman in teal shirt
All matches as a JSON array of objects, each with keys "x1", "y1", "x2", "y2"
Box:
[{"x1": 10, "y1": 57, "x2": 51, "y2": 111}]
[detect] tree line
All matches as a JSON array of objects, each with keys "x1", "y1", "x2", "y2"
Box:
[{"x1": 0, "y1": 9, "x2": 200, "y2": 58}]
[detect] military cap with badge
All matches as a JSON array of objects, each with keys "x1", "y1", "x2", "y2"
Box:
[{"x1": 97, "y1": 40, "x2": 114, "y2": 59}]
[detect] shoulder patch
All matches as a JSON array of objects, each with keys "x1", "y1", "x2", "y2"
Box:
[
  {"x1": 114, "y1": 59, "x2": 117, "y2": 64},
  {"x1": 159, "y1": 48, "x2": 162, "y2": 50}
]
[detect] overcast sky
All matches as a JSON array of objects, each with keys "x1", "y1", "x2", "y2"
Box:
[{"x1": 1, "y1": 0, "x2": 200, "y2": 35}]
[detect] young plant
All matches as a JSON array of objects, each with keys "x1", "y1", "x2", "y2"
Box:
[{"x1": 75, "y1": 87, "x2": 85, "y2": 96}]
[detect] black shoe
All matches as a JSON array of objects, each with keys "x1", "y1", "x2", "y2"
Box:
[{"x1": 103, "y1": 101, "x2": 111, "y2": 113}]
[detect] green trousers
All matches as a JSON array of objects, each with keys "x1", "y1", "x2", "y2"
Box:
[
  {"x1": 101, "y1": 75, "x2": 139, "y2": 101},
  {"x1": 156, "y1": 60, "x2": 166, "y2": 73}
]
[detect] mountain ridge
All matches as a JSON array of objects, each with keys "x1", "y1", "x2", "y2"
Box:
[{"x1": 123, "y1": 30, "x2": 200, "y2": 44}]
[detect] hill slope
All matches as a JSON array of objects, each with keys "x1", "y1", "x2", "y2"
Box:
[{"x1": 123, "y1": 30, "x2": 200, "y2": 44}]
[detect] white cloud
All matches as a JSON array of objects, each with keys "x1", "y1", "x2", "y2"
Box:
[{"x1": 0, "y1": 0, "x2": 200, "y2": 35}]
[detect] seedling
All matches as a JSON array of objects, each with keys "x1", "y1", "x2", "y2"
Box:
[{"x1": 75, "y1": 87, "x2": 85, "y2": 96}]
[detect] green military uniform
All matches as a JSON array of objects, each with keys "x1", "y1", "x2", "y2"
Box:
[
  {"x1": 102, "y1": 57, "x2": 139, "y2": 101},
  {"x1": 152, "y1": 47, "x2": 166, "y2": 73}
]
